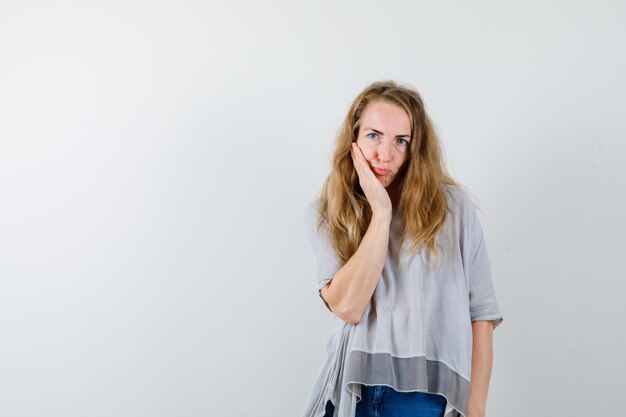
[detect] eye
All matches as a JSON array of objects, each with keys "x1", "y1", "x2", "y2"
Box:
[
  {"x1": 398, "y1": 138, "x2": 409, "y2": 145},
  {"x1": 366, "y1": 132, "x2": 379, "y2": 140}
]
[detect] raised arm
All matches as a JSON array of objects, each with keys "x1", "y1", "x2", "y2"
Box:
[
  {"x1": 320, "y1": 143, "x2": 394, "y2": 324},
  {"x1": 320, "y1": 211, "x2": 391, "y2": 324}
]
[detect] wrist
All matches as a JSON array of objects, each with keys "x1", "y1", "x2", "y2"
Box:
[
  {"x1": 371, "y1": 212, "x2": 392, "y2": 224},
  {"x1": 466, "y1": 402, "x2": 486, "y2": 417}
]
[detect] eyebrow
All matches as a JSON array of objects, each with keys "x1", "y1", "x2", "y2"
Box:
[{"x1": 363, "y1": 127, "x2": 411, "y2": 138}]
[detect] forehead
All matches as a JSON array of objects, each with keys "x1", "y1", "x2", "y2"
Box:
[{"x1": 361, "y1": 100, "x2": 411, "y2": 132}]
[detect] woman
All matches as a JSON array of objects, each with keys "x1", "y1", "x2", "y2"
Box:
[{"x1": 300, "y1": 80, "x2": 503, "y2": 417}]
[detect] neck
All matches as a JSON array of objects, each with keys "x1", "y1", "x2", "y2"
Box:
[{"x1": 387, "y1": 180, "x2": 402, "y2": 210}]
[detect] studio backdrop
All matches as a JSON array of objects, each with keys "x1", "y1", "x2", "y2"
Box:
[{"x1": 0, "y1": 1, "x2": 624, "y2": 416}]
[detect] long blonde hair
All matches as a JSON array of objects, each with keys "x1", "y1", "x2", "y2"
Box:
[{"x1": 315, "y1": 80, "x2": 472, "y2": 271}]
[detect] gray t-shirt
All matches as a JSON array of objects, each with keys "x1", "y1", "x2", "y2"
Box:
[{"x1": 300, "y1": 184, "x2": 503, "y2": 417}]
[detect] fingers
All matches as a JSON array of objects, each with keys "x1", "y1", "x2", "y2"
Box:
[
  {"x1": 352, "y1": 142, "x2": 380, "y2": 198},
  {"x1": 351, "y1": 143, "x2": 369, "y2": 173},
  {"x1": 350, "y1": 143, "x2": 365, "y2": 178}
]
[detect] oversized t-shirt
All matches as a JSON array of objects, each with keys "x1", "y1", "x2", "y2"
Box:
[{"x1": 300, "y1": 184, "x2": 503, "y2": 417}]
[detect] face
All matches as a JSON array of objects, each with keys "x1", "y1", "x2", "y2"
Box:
[{"x1": 356, "y1": 100, "x2": 412, "y2": 188}]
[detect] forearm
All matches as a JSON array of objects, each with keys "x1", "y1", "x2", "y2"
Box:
[
  {"x1": 320, "y1": 212, "x2": 391, "y2": 324},
  {"x1": 467, "y1": 320, "x2": 494, "y2": 417}
]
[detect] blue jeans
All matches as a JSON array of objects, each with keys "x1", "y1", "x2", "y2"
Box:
[{"x1": 323, "y1": 384, "x2": 447, "y2": 417}]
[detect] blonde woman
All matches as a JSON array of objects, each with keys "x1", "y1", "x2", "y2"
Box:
[{"x1": 301, "y1": 80, "x2": 503, "y2": 417}]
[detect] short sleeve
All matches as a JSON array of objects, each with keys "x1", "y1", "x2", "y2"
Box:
[
  {"x1": 460, "y1": 192, "x2": 504, "y2": 330},
  {"x1": 302, "y1": 199, "x2": 343, "y2": 310}
]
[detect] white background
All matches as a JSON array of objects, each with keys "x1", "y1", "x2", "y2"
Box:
[{"x1": 1, "y1": 1, "x2": 625, "y2": 416}]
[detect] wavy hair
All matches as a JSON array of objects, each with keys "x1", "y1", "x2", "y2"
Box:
[{"x1": 315, "y1": 80, "x2": 473, "y2": 272}]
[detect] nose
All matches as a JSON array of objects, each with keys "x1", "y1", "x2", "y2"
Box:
[{"x1": 377, "y1": 141, "x2": 392, "y2": 163}]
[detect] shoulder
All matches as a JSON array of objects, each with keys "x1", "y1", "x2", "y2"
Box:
[
  {"x1": 303, "y1": 197, "x2": 322, "y2": 222},
  {"x1": 302, "y1": 197, "x2": 327, "y2": 235},
  {"x1": 442, "y1": 183, "x2": 472, "y2": 213},
  {"x1": 442, "y1": 183, "x2": 484, "y2": 231}
]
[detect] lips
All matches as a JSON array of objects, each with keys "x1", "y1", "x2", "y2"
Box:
[{"x1": 374, "y1": 167, "x2": 390, "y2": 175}]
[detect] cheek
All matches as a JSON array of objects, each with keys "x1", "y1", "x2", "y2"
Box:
[
  {"x1": 363, "y1": 152, "x2": 376, "y2": 163},
  {"x1": 399, "y1": 152, "x2": 410, "y2": 167},
  {"x1": 364, "y1": 148, "x2": 378, "y2": 162},
  {"x1": 356, "y1": 140, "x2": 375, "y2": 162}
]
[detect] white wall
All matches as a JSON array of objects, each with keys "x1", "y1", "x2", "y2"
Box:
[{"x1": 1, "y1": 1, "x2": 625, "y2": 416}]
